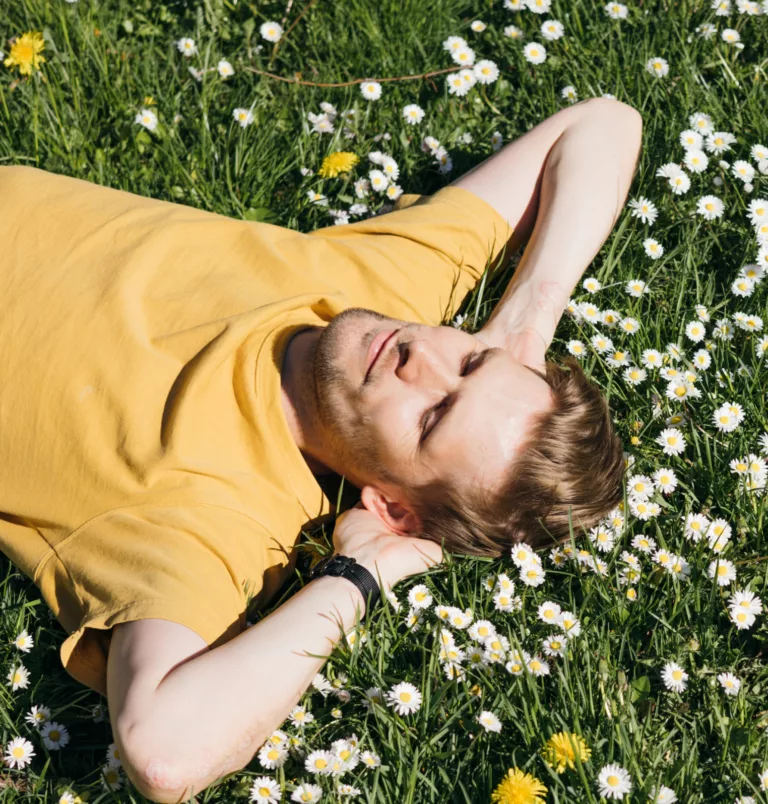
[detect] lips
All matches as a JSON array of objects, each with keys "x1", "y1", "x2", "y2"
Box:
[{"x1": 365, "y1": 328, "x2": 399, "y2": 382}]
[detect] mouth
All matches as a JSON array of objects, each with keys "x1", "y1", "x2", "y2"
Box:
[{"x1": 364, "y1": 328, "x2": 399, "y2": 383}]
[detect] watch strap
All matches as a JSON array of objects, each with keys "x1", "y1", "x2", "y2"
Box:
[{"x1": 310, "y1": 554, "x2": 381, "y2": 616}]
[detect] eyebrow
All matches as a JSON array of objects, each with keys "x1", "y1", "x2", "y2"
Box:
[{"x1": 425, "y1": 347, "x2": 498, "y2": 443}]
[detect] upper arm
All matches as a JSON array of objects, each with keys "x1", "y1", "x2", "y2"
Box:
[
  {"x1": 450, "y1": 98, "x2": 642, "y2": 254},
  {"x1": 107, "y1": 618, "x2": 209, "y2": 798}
]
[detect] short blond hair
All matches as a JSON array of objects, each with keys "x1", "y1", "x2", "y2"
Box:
[{"x1": 409, "y1": 356, "x2": 625, "y2": 556}]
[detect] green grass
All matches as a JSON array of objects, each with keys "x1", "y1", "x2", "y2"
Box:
[{"x1": 2, "y1": 0, "x2": 768, "y2": 801}]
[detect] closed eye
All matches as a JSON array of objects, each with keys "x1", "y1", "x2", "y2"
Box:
[{"x1": 419, "y1": 348, "x2": 490, "y2": 443}]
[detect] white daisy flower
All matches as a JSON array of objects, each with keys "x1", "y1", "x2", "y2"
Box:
[
  {"x1": 542, "y1": 635, "x2": 567, "y2": 657},
  {"x1": 477, "y1": 711, "x2": 503, "y2": 732},
  {"x1": 632, "y1": 534, "x2": 657, "y2": 553},
  {"x1": 7, "y1": 664, "x2": 30, "y2": 691},
  {"x1": 443, "y1": 35, "x2": 468, "y2": 53},
  {"x1": 732, "y1": 160, "x2": 756, "y2": 182},
  {"x1": 657, "y1": 427, "x2": 686, "y2": 456},
  {"x1": 523, "y1": 42, "x2": 547, "y2": 64},
  {"x1": 680, "y1": 130, "x2": 704, "y2": 150},
  {"x1": 537, "y1": 601, "x2": 562, "y2": 624},
  {"x1": 626, "y1": 278, "x2": 649, "y2": 297},
  {"x1": 697, "y1": 22, "x2": 717, "y2": 38},
  {"x1": 602, "y1": 309, "x2": 621, "y2": 327},
  {"x1": 3, "y1": 736, "x2": 36, "y2": 769},
  {"x1": 504, "y1": 24, "x2": 524, "y2": 39},
  {"x1": 451, "y1": 45, "x2": 476, "y2": 66},
  {"x1": 709, "y1": 558, "x2": 737, "y2": 586},
  {"x1": 646, "y1": 56, "x2": 669, "y2": 78},
  {"x1": 260, "y1": 21, "x2": 283, "y2": 42},
  {"x1": 527, "y1": 0, "x2": 552, "y2": 12},
  {"x1": 360, "y1": 81, "x2": 382, "y2": 101},
  {"x1": 722, "y1": 28, "x2": 741, "y2": 43},
  {"x1": 519, "y1": 562, "x2": 546, "y2": 587},
  {"x1": 705, "y1": 131, "x2": 736, "y2": 155},
  {"x1": 628, "y1": 196, "x2": 658, "y2": 224},
  {"x1": 470, "y1": 20, "x2": 487, "y2": 32},
  {"x1": 407, "y1": 583, "x2": 433, "y2": 609},
  {"x1": 684, "y1": 148, "x2": 709, "y2": 173},
  {"x1": 689, "y1": 111, "x2": 714, "y2": 134},
  {"x1": 623, "y1": 365, "x2": 647, "y2": 385},
  {"x1": 644, "y1": 237, "x2": 664, "y2": 258},
  {"x1": 697, "y1": 194, "x2": 725, "y2": 219},
  {"x1": 557, "y1": 610, "x2": 582, "y2": 638},
  {"x1": 135, "y1": 108, "x2": 158, "y2": 131},
  {"x1": 473, "y1": 59, "x2": 500, "y2": 84},
  {"x1": 669, "y1": 171, "x2": 691, "y2": 194},
  {"x1": 662, "y1": 661, "x2": 688, "y2": 692},
  {"x1": 685, "y1": 320, "x2": 707, "y2": 342},
  {"x1": 290, "y1": 782, "x2": 322, "y2": 803},
  {"x1": 251, "y1": 776, "x2": 281, "y2": 803},
  {"x1": 385, "y1": 682, "x2": 423, "y2": 715},
  {"x1": 732, "y1": 275, "x2": 756, "y2": 297},
  {"x1": 217, "y1": 59, "x2": 234, "y2": 78},
  {"x1": 605, "y1": 2, "x2": 629, "y2": 19},
  {"x1": 597, "y1": 764, "x2": 633, "y2": 799},
  {"x1": 232, "y1": 107, "x2": 254, "y2": 127},
  {"x1": 641, "y1": 348, "x2": 663, "y2": 368},
  {"x1": 717, "y1": 671, "x2": 741, "y2": 696},
  {"x1": 402, "y1": 103, "x2": 425, "y2": 125},
  {"x1": 541, "y1": 20, "x2": 565, "y2": 40},
  {"x1": 176, "y1": 37, "x2": 197, "y2": 56},
  {"x1": 651, "y1": 785, "x2": 679, "y2": 803}
]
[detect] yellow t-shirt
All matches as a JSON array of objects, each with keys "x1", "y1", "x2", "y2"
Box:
[{"x1": 0, "y1": 166, "x2": 510, "y2": 696}]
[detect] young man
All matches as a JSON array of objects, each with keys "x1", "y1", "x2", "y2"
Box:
[{"x1": 0, "y1": 97, "x2": 641, "y2": 801}]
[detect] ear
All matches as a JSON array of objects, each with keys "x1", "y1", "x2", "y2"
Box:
[{"x1": 360, "y1": 485, "x2": 422, "y2": 536}]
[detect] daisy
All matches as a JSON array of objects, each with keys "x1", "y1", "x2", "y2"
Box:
[
  {"x1": 452, "y1": 45, "x2": 476, "y2": 66},
  {"x1": 290, "y1": 782, "x2": 322, "y2": 803},
  {"x1": 470, "y1": 20, "x2": 487, "y2": 32},
  {"x1": 567, "y1": 339, "x2": 586, "y2": 357},
  {"x1": 217, "y1": 59, "x2": 234, "y2": 78},
  {"x1": 511, "y1": 542, "x2": 536, "y2": 567},
  {"x1": 250, "y1": 776, "x2": 282, "y2": 803},
  {"x1": 709, "y1": 558, "x2": 737, "y2": 586},
  {"x1": 717, "y1": 672, "x2": 741, "y2": 696},
  {"x1": 527, "y1": 655, "x2": 550, "y2": 676},
  {"x1": 643, "y1": 238, "x2": 664, "y2": 259},
  {"x1": 680, "y1": 130, "x2": 704, "y2": 149},
  {"x1": 620, "y1": 317, "x2": 641, "y2": 334},
  {"x1": 557, "y1": 611, "x2": 582, "y2": 638},
  {"x1": 693, "y1": 349, "x2": 712, "y2": 370},
  {"x1": 651, "y1": 786, "x2": 679, "y2": 803},
  {"x1": 3, "y1": 736, "x2": 36, "y2": 769},
  {"x1": 653, "y1": 467, "x2": 678, "y2": 494},
  {"x1": 641, "y1": 349, "x2": 663, "y2": 368},
  {"x1": 402, "y1": 103, "x2": 425, "y2": 125},
  {"x1": 446, "y1": 72, "x2": 471, "y2": 96},
  {"x1": 733, "y1": 160, "x2": 755, "y2": 182},
  {"x1": 632, "y1": 534, "x2": 657, "y2": 553},
  {"x1": 232, "y1": 107, "x2": 254, "y2": 128},
  {"x1": 628, "y1": 196, "x2": 658, "y2": 224},
  {"x1": 477, "y1": 711, "x2": 502, "y2": 732},
  {"x1": 605, "y1": 2, "x2": 629, "y2": 18},
  {"x1": 527, "y1": 0, "x2": 553, "y2": 11},
  {"x1": 646, "y1": 57, "x2": 669, "y2": 78},
  {"x1": 11, "y1": 629, "x2": 34, "y2": 652},
  {"x1": 561, "y1": 85, "x2": 578, "y2": 103},
  {"x1": 697, "y1": 195, "x2": 725, "y2": 219},
  {"x1": 520, "y1": 562, "x2": 546, "y2": 587},
  {"x1": 542, "y1": 635, "x2": 568, "y2": 657},
  {"x1": 605, "y1": 349, "x2": 630, "y2": 368},
  {"x1": 537, "y1": 601, "x2": 562, "y2": 624},
  {"x1": 523, "y1": 42, "x2": 547, "y2": 64},
  {"x1": 730, "y1": 588, "x2": 763, "y2": 615},
  {"x1": 685, "y1": 320, "x2": 706, "y2": 342},
  {"x1": 260, "y1": 21, "x2": 283, "y2": 42},
  {"x1": 684, "y1": 149, "x2": 709, "y2": 173},
  {"x1": 360, "y1": 81, "x2": 382, "y2": 101},
  {"x1": 7, "y1": 664, "x2": 30, "y2": 691},
  {"x1": 656, "y1": 427, "x2": 686, "y2": 456},
  {"x1": 706, "y1": 131, "x2": 737, "y2": 155},
  {"x1": 407, "y1": 584, "x2": 433, "y2": 609},
  {"x1": 25, "y1": 704, "x2": 51, "y2": 730},
  {"x1": 661, "y1": 661, "x2": 688, "y2": 692},
  {"x1": 473, "y1": 60, "x2": 499, "y2": 84},
  {"x1": 41, "y1": 721, "x2": 70, "y2": 750},
  {"x1": 697, "y1": 22, "x2": 717, "y2": 38},
  {"x1": 541, "y1": 20, "x2": 565, "y2": 40},
  {"x1": 443, "y1": 35, "x2": 467, "y2": 53},
  {"x1": 668, "y1": 171, "x2": 692, "y2": 194},
  {"x1": 386, "y1": 681, "x2": 424, "y2": 716},
  {"x1": 627, "y1": 474, "x2": 654, "y2": 498},
  {"x1": 135, "y1": 109, "x2": 158, "y2": 131},
  {"x1": 597, "y1": 764, "x2": 633, "y2": 799},
  {"x1": 730, "y1": 607, "x2": 757, "y2": 630},
  {"x1": 176, "y1": 37, "x2": 197, "y2": 56},
  {"x1": 690, "y1": 112, "x2": 714, "y2": 134},
  {"x1": 504, "y1": 24, "x2": 524, "y2": 39},
  {"x1": 748, "y1": 198, "x2": 768, "y2": 226},
  {"x1": 623, "y1": 365, "x2": 647, "y2": 385}
]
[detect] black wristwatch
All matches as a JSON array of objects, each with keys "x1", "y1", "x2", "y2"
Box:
[{"x1": 309, "y1": 554, "x2": 381, "y2": 616}]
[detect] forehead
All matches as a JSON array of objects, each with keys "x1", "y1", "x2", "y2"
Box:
[{"x1": 426, "y1": 351, "x2": 554, "y2": 487}]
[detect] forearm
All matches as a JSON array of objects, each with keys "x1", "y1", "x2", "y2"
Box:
[
  {"x1": 483, "y1": 101, "x2": 642, "y2": 352},
  {"x1": 125, "y1": 574, "x2": 368, "y2": 803}
]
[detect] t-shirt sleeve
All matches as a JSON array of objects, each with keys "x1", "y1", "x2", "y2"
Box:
[
  {"x1": 304, "y1": 185, "x2": 513, "y2": 326},
  {"x1": 46, "y1": 504, "x2": 280, "y2": 697}
]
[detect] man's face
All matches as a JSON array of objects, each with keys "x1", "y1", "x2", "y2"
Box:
[{"x1": 312, "y1": 307, "x2": 556, "y2": 505}]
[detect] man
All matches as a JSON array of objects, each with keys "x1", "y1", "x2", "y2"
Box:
[{"x1": 0, "y1": 97, "x2": 641, "y2": 801}]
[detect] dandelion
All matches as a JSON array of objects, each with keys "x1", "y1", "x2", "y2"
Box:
[
  {"x1": 491, "y1": 768, "x2": 547, "y2": 803},
  {"x1": 4, "y1": 31, "x2": 46, "y2": 75},
  {"x1": 318, "y1": 151, "x2": 359, "y2": 178},
  {"x1": 597, "y1": 764, "x2": 633, "y2": 799},
  {"x1": 523, "y1": 42, "x2": 547, "y2": 64},
  {"x1": 260, "y1": 21, "x2": 283, "y2": 42},
  {"x1": 360, "y1": 81, "x2": 382, "y2": 101},
  {"x1": 542, "y1": 732, "x2": 591, "y2": 773}
]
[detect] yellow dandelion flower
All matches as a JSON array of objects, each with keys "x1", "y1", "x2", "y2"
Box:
[
  {"x1": 4, "y1": 31, "x2": 46, "y2": 76},
  {"x1": 542, "y1": 731, "x2": 592, "y2": 773},
  {"x1": 318, "y1": 151, "x2": 360, "y2": 178},
  {"x1": 491, "y1": 768, "x2": 547, "y2": 804}
]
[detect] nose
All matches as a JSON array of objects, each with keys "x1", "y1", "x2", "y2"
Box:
[{"x1": 395, "y1": 339, "x2": 454, "y2": 391}]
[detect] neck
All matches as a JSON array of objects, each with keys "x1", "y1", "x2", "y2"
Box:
[{"x1": 280, "y1": 326, "x2": 334, "y2": 477}]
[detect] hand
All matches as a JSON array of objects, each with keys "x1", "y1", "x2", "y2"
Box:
[{"x1": 331, "y1": 502, "x2": 445, "y2": 594}]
